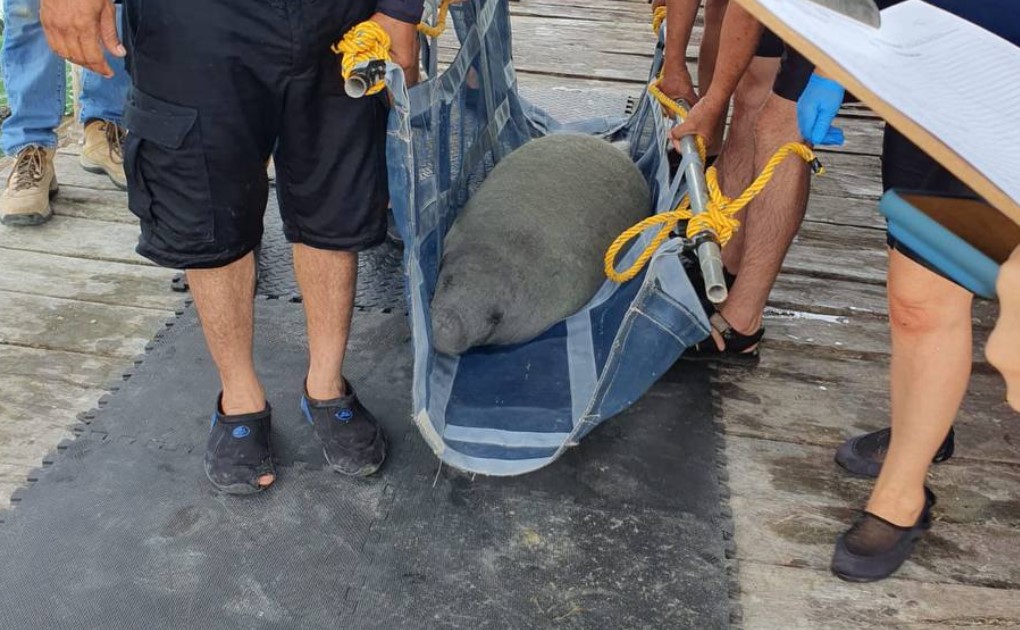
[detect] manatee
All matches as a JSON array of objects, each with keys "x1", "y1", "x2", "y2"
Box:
[{"x1": 431, "y1": 133, "x2": 651, "y2": 355}]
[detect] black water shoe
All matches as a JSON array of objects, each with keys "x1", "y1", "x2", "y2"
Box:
[
  {"x1": 835, "y1": 427, "x2": 956, "y2": 478},
  {"x1": 831, "y1": 487, "x2": 936, "y2": 582},
  {"x1": 205, "y1": 398, "x2": 276, "y2": 495},
  {"x1": 301, "y1": 380, "x2": 387, "y2": 477}
]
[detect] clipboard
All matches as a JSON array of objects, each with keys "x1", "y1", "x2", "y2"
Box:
[
  {"x1": 881, "y1": 190, "x2": 1020, "y2": 298},
  {"x1": 733, "y1": 0, "x2": 1020, "y2": 224}
]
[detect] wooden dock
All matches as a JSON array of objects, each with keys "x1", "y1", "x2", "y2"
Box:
[{"x1": 0, "y1": 0, "x2": 1018, "y2": 627}]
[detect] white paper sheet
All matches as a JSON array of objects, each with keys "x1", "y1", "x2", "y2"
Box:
[{"x1": 755, "y1": 0, "x2": 1020, "y2": 206}]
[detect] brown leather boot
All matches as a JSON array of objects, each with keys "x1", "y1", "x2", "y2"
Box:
[
  {"x1": 0, "y1": 146, "x2": 58, "y2": 227},
  {"x1": 80, "y1": 119, "x2": 127, "y2": 190}
]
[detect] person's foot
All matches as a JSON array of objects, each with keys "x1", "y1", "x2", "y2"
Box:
[
  {"x1": 0, "y1": 146, "x2": 57, "y2": 226},
  {"x1": 301, "y1": 379, "x2": 387, "y2": 477},
  {"x1": 80, "y1": 119, "x2": 127, "y2": 190},
  {"x1": 684, "y1": 311, "x2": 763, "y2": 363},
  {"x1": 204, "y1": 397, "x2": 276, "y2": 495},
  {"x1": 831, "y1": 487, "x2": 936, "y2": 582},
  {"x1": 835, "y1": 427, "x2": 956, "y2": 478}
]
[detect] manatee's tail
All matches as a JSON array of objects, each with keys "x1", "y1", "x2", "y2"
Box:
[{"x1": 431, "y1": 306, "x2": 473, "y2": 356}]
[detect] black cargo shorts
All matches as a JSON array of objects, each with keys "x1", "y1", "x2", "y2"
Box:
[{"x1": 122, "y1": 0, "x2": 389, "y2": 269}]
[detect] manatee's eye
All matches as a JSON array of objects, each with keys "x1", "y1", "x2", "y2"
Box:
[
  {"x1": 488, "y1": 311, "x2": 503, "y2": 326},
  {"x1": 441, "y1": 275, "x2": 454, "y2": 290}
]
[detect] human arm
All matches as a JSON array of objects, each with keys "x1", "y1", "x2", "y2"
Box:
[
  {"x1": 370, "y1": 1, "x2": 426, "y2": 87},
  {"x1": 39, "y1": 0, "x2": 123, "y2": 78},
  {"x1": 659, "y1": 0, "x2": 701, "y2": 105},
  {"x1": 669, "y1": 3, "x2": 762, "y2": 147}
]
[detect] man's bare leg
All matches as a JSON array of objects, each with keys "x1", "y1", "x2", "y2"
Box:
[
  {"x1": 714, "y1": 57, "x2": 779, "y2": 273},
  {"x1": 716, "y1": 93, "x2": 809, "y2": 343},
  {"x1": 188, "y1": 253, "x2": 264, "y2": 413},
  {"x1": 293, "y1": 244, "x2": 358, "y2": 400},
  {"x1": 187, "y1": 252, "x2": 274, "y2": 488}
]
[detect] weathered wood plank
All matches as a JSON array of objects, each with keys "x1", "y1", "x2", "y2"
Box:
[
  {"x1": 769, "y1": 273, "x2": 889, "y2": 318},
  {"x1": 726, "y1": 436, "x2": 1020, "y2": 590},
  {"x1": 715, "y1": 352, "x2": 1019, "y2": 464},
  {"x1": 783, "y1": 222, "x2": 890, "y2": 285},
  {"x1": 52, "y1": 185, "x2": 135, "y2": 224},
  {"x1": 0, "y1": 345, "x2": 126, "y2": 390},
  {"x1": 0, "y1": 291, "x2": 172, "y2": 359},
  {"x1": 51, "y1": 152, "x2": 123, "y2": 191},
  {"x1": 805, "y1": 192, "x2": 885, "y2": 231},
  {"x1": 0, "y1": 249, "x2": 178, "y2": 310},
  {"x1": 810, "y1": 152, "x2": 883, "y2": 201},
  {"x1": 0, "y1": 374, "x2": 105, "y2": 468},
  {"x1": 770, "y1": 270, "x2": 1000, "y2": 330},
  {"x1": 761, "y1": 306, "x2": 994, "y2": 365},
  {"x1": 740, "y1": 562, "x2": 1020, "y2": 630},
  {"x1": 0, "y1": 215, "x2": 152, "y2": 266}
]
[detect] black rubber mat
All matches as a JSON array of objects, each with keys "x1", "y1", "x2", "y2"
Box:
[{"x1": 0, "y1": 300, "x2": 733, "y2": 629}]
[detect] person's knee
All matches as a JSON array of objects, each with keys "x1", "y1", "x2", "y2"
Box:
[
  {"x1": 733, "y1": 60, "x2": 779, "y2": 115},
  {"x1": 888, "y1": 252, "x2": 972, "y2": 336},
  {"x1": 753, "y1": 94, "x2": 799, "y2": 146}
]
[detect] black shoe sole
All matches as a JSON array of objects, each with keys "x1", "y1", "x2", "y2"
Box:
[
  {"x1": 203, "y1": 465, "x2": 276, "y2": 496},
  {"x1": 831, "y1": 530, "x2": 925, "y2": 583},
  {"x1": 323, "y1": 431, "x2": 388, "y2": 478}
]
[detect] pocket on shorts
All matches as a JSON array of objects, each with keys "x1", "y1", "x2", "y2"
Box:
[{"x1": 124, "y1": 88, "x2": 216, "y2": 244}]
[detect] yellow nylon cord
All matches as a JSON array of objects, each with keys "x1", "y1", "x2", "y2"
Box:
[
  {"x1": 334, "y1": 0, "x2": 454, "y2": 95},
  {"x1": 604, "y1": 75, "x2": 824, "y2": 283},
  {"x1": 333, "y1": 21, "x2": 392, "y2": 96},
  {"x1": 652, "y1": 5, "x2": 667, "y2": 33},
  {"x1": 418, "y1": 0, "x2": 453, "y2": 38}
]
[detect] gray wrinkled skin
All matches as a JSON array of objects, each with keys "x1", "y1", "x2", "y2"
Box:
[{"x1": 431, "y1": 133, "x2": 651, "y2": 355}]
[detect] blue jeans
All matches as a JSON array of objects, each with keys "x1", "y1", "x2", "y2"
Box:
[{"x1": 1, "y1": 0, "x2": 129, "y2": 155}]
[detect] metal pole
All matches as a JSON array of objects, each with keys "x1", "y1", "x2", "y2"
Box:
[
  {"x1": 345, "y1": 60, "x2": 388, "y2": 99},
  {"x1": 675, "y1": 100, "x2": 728, "y2": 305}
]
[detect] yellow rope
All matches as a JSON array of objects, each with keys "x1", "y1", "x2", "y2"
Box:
[
  {"x1": 333, "y1": 21, "x2": 392, "y2": 96},
  {"x1": 652, "y1": 5, "x2": 667, "y2": 33},
  {"x1": 333, "y1": 0, "x2": 453, "y2": 96},
  {"x1": 418, "y1": 0, "x2": 453, "y2": 38},
  {"x1": 604, "y1": 79, "x2": 824, "y2": 284}
]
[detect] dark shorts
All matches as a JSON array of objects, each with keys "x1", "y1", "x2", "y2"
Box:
[
  {"x1": 122, "y1": 0, "x2": 390, "y2": 269},
  {"x1": 882, "y1": 125, "x2": 977, "y2": 284}
]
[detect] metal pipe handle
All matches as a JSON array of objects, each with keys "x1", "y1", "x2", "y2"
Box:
[
  {"x1": 345, "y1": 60, "x2": 388, "y2": 99},
  {"x1": 674, "y1": 99, "x2": 728, "y2": 305}
]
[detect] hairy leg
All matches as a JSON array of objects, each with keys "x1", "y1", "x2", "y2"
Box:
[
  {"x1": 717, "y1": 94, "x2": 809, "y2": 341},
  {"x1": 715, "y1": 57, "x2": 780, "y2": 272},
  {"x1": 293, "y1": 244, "x2": 359, "y2": 401}
]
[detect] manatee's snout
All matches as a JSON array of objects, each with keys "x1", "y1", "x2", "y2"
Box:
[
  {"x1": 431, "y1": 272, "x2": 499, "y2": 355},
  {"x1": 431, "y1": 305, "x2": 472, "y2": 356}
]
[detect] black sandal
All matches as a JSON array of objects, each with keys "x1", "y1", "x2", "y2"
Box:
[
  {"x1": 204, "y1": 396, "x2": 276, "y2": 495},
  {"x1": 683, "y1": 311, "x2": 764, "y2": 363}
]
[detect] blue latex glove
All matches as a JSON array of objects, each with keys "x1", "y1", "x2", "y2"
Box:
[{"x1": 797, "y1": 74, "x2": 846, "y2": 146}]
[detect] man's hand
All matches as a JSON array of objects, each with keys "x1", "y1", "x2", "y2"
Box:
[
  {"x1": 797, "y1": 73, "x2": 845, "y2": 146},
  {"x1": 669, "y1": 94, "x2": 728, "y2": 151},
  {"x1": 40, "y1": 0, "x2": 124, "y2": 78},
  {"x1": 658, "y1": 66, "x2": 699, "y2": 111},
  {"x1": 370, "y1": 13, "x2": 420, "y2": 87}
]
